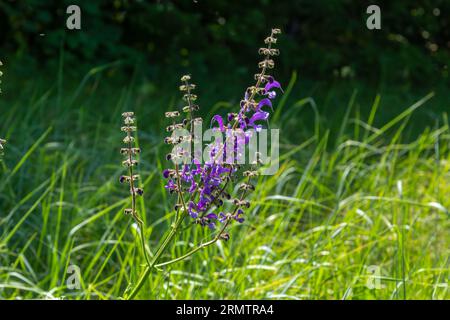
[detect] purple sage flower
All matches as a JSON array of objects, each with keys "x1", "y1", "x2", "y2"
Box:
[{"x1": 162, "y1": 29, "x2": 283, "y2": 239}]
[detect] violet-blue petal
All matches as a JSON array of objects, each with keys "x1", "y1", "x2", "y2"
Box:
[
  {"x1": 197, "y1": 196, "x2": 210, "y2": 211},
  {"x1": 190, "y1": 211, "x2": 198, "y2": 218},
  {"x1": 211, "y1": 115, "x2": 225, "y2": 132},
  {"x1": 207, "y1": 222, "x2": 216, "y2": 230},
  {"x1": 234, "y1": 209, "x2": 245, "y2": 223},
  {"x1": 264, "y1": 76, "x2": 283, "y2": 93},
  {"x1": 267, "y1": 91, "x2": 276, "y2": 99},
  {"x1": 205, "y1": 213, "x2": 218, "y2": 220},
  {"x1": 257, "y1": 98, "x2": 273, "y2": 111},
  {"x1": 188, "y1": 180, "x2": 197, "y2": 193},
  {"x1": 249, "y1": 111, "x2": 269, "y2": 125},
  {"x1": 188, "y1": 201, "x2": 198, "y2": 218},
  {"x1": 219, "y1": 212, "x2": 226, "y2": 223},
  {"x1": 164, "y1": 179, "x2": 176, "y2": 190},
  {"x1": 162, "y1": 169, "x2": 170, "y2": 179}
]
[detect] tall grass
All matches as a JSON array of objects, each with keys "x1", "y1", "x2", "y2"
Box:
[{"x1": 0, "y1": 67, "x2": 448, "y2": 300}]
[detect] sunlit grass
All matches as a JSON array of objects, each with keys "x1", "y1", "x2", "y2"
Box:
[{"x1": 0, "y1": 68, "x2": 448, "y2": 300}]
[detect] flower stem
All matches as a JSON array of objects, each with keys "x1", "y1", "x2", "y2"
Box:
[
  {"x1": 137, "y1": 220, "x2": 151, "y2": 267},
  {"x1": 124, "y1": 209, "x2": 185, "y2": 299},
  {"x1": 127, "y1": 128, "x2": 151, "y2": 268},
  {"x1": 152, "y1": 177, "x2": 251, "y2": 270},
  {"x1": 155, "y1": 219, "x2": 230, "y2": 268}
]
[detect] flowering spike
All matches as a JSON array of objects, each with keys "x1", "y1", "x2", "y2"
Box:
[
  {"x1": 119, "y1": 111, "x2": 144, "y2": 222},
  {"x1": 160, "y1": 28, "x2": 283, "y2": 241}
]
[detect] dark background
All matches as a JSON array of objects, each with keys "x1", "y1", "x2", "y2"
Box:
[{"x1": 1, "y1": 0, "x2": 448, "y2": 84}]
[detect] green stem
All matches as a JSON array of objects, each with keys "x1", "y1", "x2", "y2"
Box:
[
  {"x1": 155, "y1": 220, "x2": 230, "y2": 268},
  {"x1": 137, "y1": 220, "x2": 151, "y2": 268},
  {"x1": 125, "y1": 161, "x2": 251, "y2": 299},
  {"x1": 124, "y1": 210, "x2": 184, "y2": 299},
  {"x1": 127, "y1": 128, "x2": 151, "y2": 269}
]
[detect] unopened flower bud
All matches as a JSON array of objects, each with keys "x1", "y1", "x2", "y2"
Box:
[
  {"x1": 181, "y1": 75, "x2": 191, "y2": 82},
  {"x1": 264, "y1": 36, "x2": 277, "y2": 44},
  {"x1": 121, "y1": 126, "x2": 136, "y2": 132},
  {"x1": 165, "y1": 111, "x2": 180, "y2": 118},
  {"x1": 119, "y1": 175, "x2": 130, "y2": 183},
  {"x1": 122, "y1": 159, "x2": 138, "y2": 167},
  {"x1": 122, "y1": 112, "x2": 134, "y2": 118},
  {"x1": 220, "y1": 233, "x2": 230, "y2": 241},
  {"x1": 272, "y1": 28, "x2": 281, "y2": 34}
]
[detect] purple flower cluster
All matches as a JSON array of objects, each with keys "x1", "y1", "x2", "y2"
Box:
[{"x1": 163, "y1": 29, "x2": 283, "y2": 234}]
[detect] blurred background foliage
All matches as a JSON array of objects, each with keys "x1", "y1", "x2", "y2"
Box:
[
  {"x1": 0, "y1": 0, "x2": 449, "y2": 136},
  {"x1": 0, "y1": 0, "x2": 448, "y2": 86}
]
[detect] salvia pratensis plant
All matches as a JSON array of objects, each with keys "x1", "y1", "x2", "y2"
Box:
[{"x1": 123, "y1": 28, "x2": 283, "y2": 299}]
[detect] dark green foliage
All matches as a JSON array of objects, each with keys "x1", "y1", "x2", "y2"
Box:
[{"x1": 0, "y1": 0, "x2": 449, "y2": 85}]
